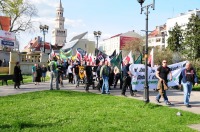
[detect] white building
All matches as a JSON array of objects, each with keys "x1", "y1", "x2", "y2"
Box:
[
  {"x1": 99, "y1": 31, "x2": 142, "y2": 56},
  {"x1": 148, "y1": 24, "x2": 166, "y2": 49},
  {"x1": 51, "y1": 0, "x2": 67, "y2": 47},
  {"x1": 166, "y1": 9, "x2": 200, "y2": 47},
  {"x1": 62, "y1": 32, "x2": 95, "y2": 55}
]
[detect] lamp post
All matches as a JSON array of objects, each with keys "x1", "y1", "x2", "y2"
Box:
[
  {"x1": 137, "y1": 0, "x2": 155, "y2": 103},
  {"x1": 39, "y1": 25, "x2": 49, "y2": 53},
  {"x1": 93, "y1": 31, "x2": 102, "y2": 49}
]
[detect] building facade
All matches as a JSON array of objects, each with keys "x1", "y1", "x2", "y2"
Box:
[
  {"x1": 51, "y1": 0, "x2": 67, "y2": 47},
  {"x1": 99, "y1": 31, "x2": 142, "y2": 56},
  {"x1": 166, "y1": 9, "x2": 200, "y2": 47},
  {"x1": 148, "y1": 24, "x2": 166, "y2": 49}
]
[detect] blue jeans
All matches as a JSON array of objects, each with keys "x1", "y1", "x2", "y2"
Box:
[
  {"x1": 156, "y1": 90, "x2": 168, "y2": 103},
  {"x1": 182, "y1": 81, "x2": 192, "y2": 105},
  {"x1": 102, "y1": 75, "x2": 109, "y2": 94},
  {"x1": 50, "y1": 71, "x2": 59, "y2": 90}
]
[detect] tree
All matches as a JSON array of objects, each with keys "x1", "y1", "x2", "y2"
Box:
[
  {"x1": 121, "y1": 37, "x2": 144, "y2": 57},
  {"x1": 167, "y1": 22, "x2": 184, "y2": 52},
  {"x1": 0, "y1": 0, "x2": 37, "y2": 33},
  {"x1": 183, "y1": 14, "x2": 200, "y2": 62}
]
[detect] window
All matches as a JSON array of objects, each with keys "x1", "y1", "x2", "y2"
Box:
[{"x1": 156, "y1": 38, "x2": 161, "y2": 42}]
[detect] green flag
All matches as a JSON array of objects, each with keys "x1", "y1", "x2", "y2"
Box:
[
  {"x1": 60, "y1": 50, "x2": 67, "y2": 59},
  {"x1": 134, "y1": 54, "x2": 142, "y2": 64},
  {"x1": 111, "y1": 51, "x2": 122, "y2": 70},
  {"x1": 110, "y1": 55, "x2": 117, "y2": 66},
  {"x1": 115, "y1": 51, "x2": 122, "y2": 71},
  {"x1": 65, "y1": 49, "x2": 72, "y2": 58}
]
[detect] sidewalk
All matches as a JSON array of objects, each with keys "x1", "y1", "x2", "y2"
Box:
[{"x1": 0, "y1": 80, "x2": 200, "y2": 115}]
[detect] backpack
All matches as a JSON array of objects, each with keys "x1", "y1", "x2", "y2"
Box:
[{"x1": 50, "y1": 61, "x2": 56, "y2": 71}]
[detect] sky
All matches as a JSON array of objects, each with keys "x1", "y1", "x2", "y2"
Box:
[{"x1": 18, "y1": 0, "x2": 200, "y2": 50}]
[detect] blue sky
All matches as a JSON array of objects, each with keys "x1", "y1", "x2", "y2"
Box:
[{"x1": 18, "y1": 0, "x2": 200, "y2": 50}]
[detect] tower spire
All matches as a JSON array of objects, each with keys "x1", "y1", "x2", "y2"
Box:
[{"x1": 59, "y1": 0, "x2": 62, "y2": 8}]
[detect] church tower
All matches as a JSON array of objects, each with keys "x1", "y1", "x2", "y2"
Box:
[{"x1": 51, "y1": 0, "x2": 67, "y2": 47}]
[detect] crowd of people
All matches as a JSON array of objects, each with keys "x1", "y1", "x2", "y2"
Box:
[
  {"x1": 47, "y1": 57, "x2": 122, "y2": 93},
  {"x1": 12, "y1": 57, "x2": 198, "y2": 108}
]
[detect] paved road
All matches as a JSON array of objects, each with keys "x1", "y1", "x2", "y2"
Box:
[{"x1": 0, "y1": 80, "x2": 200, "y2": 115}]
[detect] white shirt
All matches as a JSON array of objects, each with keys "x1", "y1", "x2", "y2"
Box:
[{"x1": 67, "y1": 65, "x2": 73, "y2": 73}]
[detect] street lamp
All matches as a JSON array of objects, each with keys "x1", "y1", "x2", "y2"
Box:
[
  {"x1": 93, "y1": 31, "x2": 102, "y2": 49},
  {"x1": 39, "y1": 25, "x2": 49, "y2": 53},
  {"x1": 137, "y1": 0, "x2": 155, "y2": 103}
]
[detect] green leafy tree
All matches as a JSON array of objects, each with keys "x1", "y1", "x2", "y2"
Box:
[
  {"x1": 183, "y1": 14, "x2": 200, "y2": 61},
  {"x1": 167, "y1": 23, "x2": 184, "y2": 52},
  {"x1": 0, "y1": 0, "x2": 37, "y2": 32}
]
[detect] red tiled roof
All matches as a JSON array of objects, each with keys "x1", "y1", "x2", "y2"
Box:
[
  {"x1": 24, "y1": 36, "x2": 50, "y2": 51},
  {"x1": 148, "y1": 29, "x2": 159, "y2": 37},
  {"x1": 0, "y1": 16, "x2": 11, "y2": 31}
]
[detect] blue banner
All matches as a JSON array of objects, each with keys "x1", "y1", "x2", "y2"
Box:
[{"x1": 1, "y1": 40, "x2": 14, "y2": 46}]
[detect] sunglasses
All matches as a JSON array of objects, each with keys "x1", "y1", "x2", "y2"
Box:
[{"x1": 163, "y1": 62, "x2": 167, "y2": 63}]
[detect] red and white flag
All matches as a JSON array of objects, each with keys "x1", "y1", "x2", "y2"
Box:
[
  {"x1": 49, "y1": 49, "x2": 56, "y2": 59},
  {"x1": 148, "y1": 48, "x2": 154, "y2": 67},
  {"x1": 76, "y1": 49, "x2": 82, "y2": 61},
  {"x1": 123, "y1": 51, "x2": 133, "y2": 64}
]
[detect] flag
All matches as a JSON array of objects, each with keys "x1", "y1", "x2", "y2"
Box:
[
  {"x1": 111, "y1": 51, "x2": 122, "y2": 71},
  {"x1": 96, "y1": 49, "x2": 107, "y2": 60},
  {"x1": 49, "y1": 49, "x2": 56, "y2": 60},
  {"x1": 134, "y1": 54, "x2": 143, "y2": 64},
  {"x1": 60, "y1": 49, "x2": 67, "y2": 59},
  {"x1": 109, "y1": 50, "x2": 116, "y2": 60},
  {"x1": 71, "y1": 55, "x2": 76, "y2": 61},
  {"x1": 65, "y1": 49, "x2": 72, "y2": 58},
  {"x1": 115, "y1": 51, "x2": 122, "y2": 71},
  {"x1": 77, "y1": 48, "x2": 86, "y2": 57},
  {"x1": 76, "y1": 49, "x2": 82, "y2": 61},
  {"x1": 148, "y1": 48, "x2": 154, "y2": 67},
  {"x1": 123, "y1": 51, "x2": 133, "y2": 64},
  {"x1": 84, "y1": 53, "x2": 88, "y2": 61}
]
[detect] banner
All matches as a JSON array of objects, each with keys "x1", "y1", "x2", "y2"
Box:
[{"x1": 129, "y1": 61, "x2": 187, "y2": 90}]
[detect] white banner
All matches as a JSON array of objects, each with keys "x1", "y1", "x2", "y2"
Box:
[
  {"x1": 129, "y1": 61, "x2": 187, "y2": 90},
  {"x1": 0, "y1": 30, "x2": 15, "y2": 41},
  {"x1": 0, "y1": 30, "x2": 16, "y2": 48}
]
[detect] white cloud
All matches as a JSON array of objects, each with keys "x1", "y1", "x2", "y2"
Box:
[{"x1": 65, "y1": 18, "x2": 86, "y2": 28}]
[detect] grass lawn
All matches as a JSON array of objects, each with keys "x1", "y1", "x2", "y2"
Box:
[
  {"x1": 193, "y1": 85, "x2": 200, "y2": 91},
  {"x1": 0, "y1": 75, "x2": 50, "y2": 86},
  {"x1": 0, "y1": 91, "x2": 200, "y2": 132}
]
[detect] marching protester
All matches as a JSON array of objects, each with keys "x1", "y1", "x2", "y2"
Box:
[
  {"x1": 77, "y1": 61, "x2": 85, "y2": 87},
  {"x1": 121, "y1": 60, "x2": 134, "y2": 96},
  {"x1": 113, "y1": 66, "x2": 121, "y2": 89},
  {"x1": 41, "y1": 64, "x2": 47, "y2": 82},
  {"x1": 179, "y1": 62, "x2": 198, "y2": 108},
  {"x1": 96, "y1": 61, "x2": 104, "y2": 91},
  {"x1": 67, "y1": 61, "x2": 73, "y2": 83},
  {"x1": 57, "y1": 60, "x2": 64, "y2": 87},
  {"x1": 84, "y1": 61, "x2": 94, "y2": 92},
  {"x1": 73, "y1": 60, "x2": 79, "y2": 85},
  {"x1": 35, "y1": 64, "x2": 42, "y2": 85},
  {"x1": 108, "y1": 63, "x2": 114, "y2": 90},
  {"x1": 49, "y1": 57, "x2": 59, "y2": 90},
  {"x1": 155, "y1": 60, "x2": 172, "y2": 105},
  {"x1": 100, "y1": 60, "x2": 110, "y2": 94},
  {"x1": 32, "y1": 64, "x2": 37, "y2": 82},
  {"x1": 13, "y1": 62, "x2": 21, "y2": 89}
]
